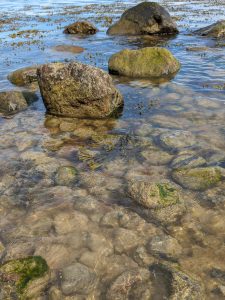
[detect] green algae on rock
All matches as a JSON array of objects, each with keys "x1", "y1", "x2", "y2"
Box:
[
  {"x1": 0, "y1": 256, "x2": 48, "y2": 296},
  {"x1": 127, "y1": 181, "x2": 180, "y2": 209},
  {"x1": 8, "y1": 66, "x2": 40, "y2": 87},
  {"x1": 172, "y1": 167, "x2": 223, "y2": 191},
  {"x1": 108, "y1": 47, "x2": 180, "y2": 79},
  {"x1": 55, "y1": 166, "x2": 78, "y2": 186},
  {"x1": 194, "y1": 20, "x2": 225, "y2": 38}
]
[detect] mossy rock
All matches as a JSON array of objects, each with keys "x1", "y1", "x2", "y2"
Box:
[
  {"x1": 55, "y1": 166, "x2": 78, "y2": 186},
  {"x1": 8, "y1": 66, "x2": 40, "y2": 87},
  {"x1": 0, "y1": 256, "x2": 48, "y2": 298},
  {"x1": 108, "y1": 47, "x2": 180, "y2": 79},
  {"x1": 194, "y1": 20, "x2": 225, "y2": 38},
  {"x1": 128, "y1": 181, "x2": 180, "y2": 209},
  {"x1": 172, "y1": 167, "x2": 222, "y2": 191}
]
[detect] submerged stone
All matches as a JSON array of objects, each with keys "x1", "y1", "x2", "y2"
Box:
[
  {"x1": 0, "y1": 256, "x2": 48, "y2": 296},
  {"x1": 128, "y1": 180, "x2": 180, "y2": 209},
  {"x1": 8, "y1": 66, "x2": 39, "y2": 86},
  {"x1": 159, "y1": 130, "x2": 196, "y2": 151},
  {"x1": 172, "y1": 167, "x2": 223, "y2": 191},
  {"x1": 150, "y1": 263, "x2": 205, "y2": 299},
  {"x1": 107, "y1": 2, "x2": 178, "y2": 36},
  {"x1": 53, "y1": 45, "x2": 85, "y2": 54},
  {"x1": 0, "y1": 91, "x2": 28, "y2": 114},
  {"x1": 64, "y1": 21, "x2": 97, "y2": 34},
  {"x1": 108, "y1": 47, "x2": 180, "y2": 79},
  {"x1": 55, "y1": 166, "x2": 78, "y2": 186},
  {"x1": 37, "y1": 61, "x2": 123, "y2": 118},
  {"x1": 194, "y1": 20, "x2": 225, "y2": 38}
]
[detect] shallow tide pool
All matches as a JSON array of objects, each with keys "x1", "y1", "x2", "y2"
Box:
[{"x1": 0, "y1": 0, "x2": 225, "y2": 299}]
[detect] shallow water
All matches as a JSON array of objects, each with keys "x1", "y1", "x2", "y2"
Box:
[{"x1": 0, "y1": 0, "x2": 225, "y2": 299}]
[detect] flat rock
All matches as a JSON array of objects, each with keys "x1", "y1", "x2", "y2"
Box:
[
  {"x1": 53, "y1": 45, "x2": 85, "y2": 53},
  {"x1": 107, "y1": 2, "x2": 178, "y2": 36},
  {"x1": 159, "y1": 130, "x2": 196, "y2": 151},
  {"x1": 172, "y1": 167, "x2": 223, "y2": 191},
  {"x1": 194, "y1": 20, "x2": 225, "y2": 38},
  {"x1": 64, "y1": 21, "x2": 97, "y2": 35},
  {"x1": 37, "y1": 62, "x2": 123, "y2": 118},
  {"x1": 61, "y1": 263, "x2": 98, "y2": 295},
  {"x1": 108, "y1": 47, "x2": 180, "y2": 78}
]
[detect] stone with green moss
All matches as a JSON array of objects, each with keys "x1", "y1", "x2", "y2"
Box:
[
  {"x1": 0, "y1": 256, "x2": 48, "y2": 298},
  {"x1": 8, "y1": 66, "x2": 40, "y2": 87},
  {"x1": 127, "y1": 180, "x2": 180, "y2": 209},
  {"x1": 172, "y1": 167, "x2": 222, "y2": 191},
  {"x1": 55, "y1": 166, "x2": 78, "y2": 186},
  {"x1": 194, "y1": 20, "x2": 225, "y2": 38},
  {"x1": 108, "y1": 47, "x2": 180, "y2": 79}
]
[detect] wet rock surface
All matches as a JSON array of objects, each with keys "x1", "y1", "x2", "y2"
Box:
[
  {"x1": 64, "y1": 21, "x2": 97, "y2": 35},
  {"x1": 8, "y1": 66, "x2": 40, "y2": 87},
  {"x1": 195, "y1": 20, "x2": 225, "y2": 38},
  {"x1": 37, "y1": 61, "x2": 123, "y2": 118},
  {"x1": 107, "y1": 2, "x2": 178, "y2": 36},
  {"x1": 108, "y1": 47, "x2": 180, "y2": 79},
  {"x1": 0, "y1": 91, "x2": 28, "y2": 114}
]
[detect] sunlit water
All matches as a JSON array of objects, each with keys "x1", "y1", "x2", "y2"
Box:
[{"x1": 0, "y1": 0, "x2": 225, "y2": 299}]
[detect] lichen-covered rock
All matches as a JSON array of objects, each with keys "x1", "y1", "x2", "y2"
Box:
[
  {"x1": 172, "y1": 167, "x2": 223, "y2": 191},
  {"x1": 148, "y1": 234, "x2": 182, "y2": 260},
  {"x1": 8, "y1": 66, "x2": 39, "y2": 86},
  {"x1": 107, "y1": 2, "x2": 178, "y2": 36},
  {"x1": 61, "y1": 263, "x2": 98, "y2": 295},
  {"x1": 55, "y1": 166, "x2": 78, "y2": 186},
  {"x1": 150, "y1": 263, "x2": 205, "y2": 300},
  {"x1": 108, "y1": 47, "x2": 180, "y2": 78},
  {"x1": 0, "y1": 256, "x2": 48, "y2": 297},
  {"x1": 106, "y1": 268, "x2": 151, "y2": 300},
  {"x1": 64, "y1": 21, "x2": 97, "y2": 34},
  {"x1": 128, "y1": 180, "x2": 180, "y2": 209},
  {"x1": 0, "y1": 91, "x2": 28, "y2": 114},
  {"x1": 37, "y1": 62, "x2": 123, "y2": 118},
  {"x1": 194, "y1": 20, "x2": 225, "y2": 38}
]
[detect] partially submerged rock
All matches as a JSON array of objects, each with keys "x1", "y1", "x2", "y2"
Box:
[
  {"x1": 128, "y1": 181, "x2": 180, "y2": 209},
  {"x1": 53, "y1": 45, "x2": 85, "y2": 54},
  {"x1": 55, "y1": 166, "x2": 78, "y2": 186},
  {"x1": 194, "y1": 20, "x2": 225, "y2": 38},
  {"x1": 108, "y1": 47, "x2": 180, "y2": 79},
  {"x1": 8, "y1": 65, "x2": 39, "y2": 86},
  {"x1": 172, "y1": 167, "x2": 223, "y2": 191},
  {"x1": 0, "y1": 91, "x2": 28, "y2": 114},
  {"x1": 64, "y1": 21, "x2": 97, "y2": 35},
  {"x1": 37, "y1": 61, "x2": 123, "y2": 118},
  {"x1": 0, "y1": 256, "x2": 48, "y2": 297},
  {"x1": 107, "y1": 2, "x2": 178, "y2": 36}
]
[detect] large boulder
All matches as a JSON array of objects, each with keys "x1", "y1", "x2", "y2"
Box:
[
  {"x1": 194, "y1": 20, "x2": 225, "y2": 38},
  {"x1": 108, "y1": 47, "x2": 180, "y2": 78},
  {"x1": 37, "y1": 62, "x2": 123, "y2": 118},
  {"x1": 64, "y1": 21, "x2": 97, "y2": 35},
  {"x1": 107, "y1": 2, "x2": 178, "y2": 36}
]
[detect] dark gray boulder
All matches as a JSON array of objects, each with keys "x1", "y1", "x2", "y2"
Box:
[{"x1": 107, "y1": 2, "x2": 178, "y2": 36}]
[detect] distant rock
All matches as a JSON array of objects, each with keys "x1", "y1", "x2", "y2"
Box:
[
  {"x1": 0, "y1": 91, "x2": 27, "y2": 114},
  {"x1": 37, "y1": 61, "x2": 123, "y2": 118},
  {"x1": 108, "y1": 47, "x2": 180, "y2": 78},
  {"x1": 194, "y1": 20, "x2": 225, "y2": 38},
  {"x1": 53, "y1": 45, "x2": 85, "y2": 54},
  {"x1": 107, "y1": 2, "x2": 178, "y2": 36},
  {"x1": 8, "y1": 65, "x2": 39, "y2": 86},
  {"x1": 64, "y1": 21, "x2": 97, "y2": 35}
]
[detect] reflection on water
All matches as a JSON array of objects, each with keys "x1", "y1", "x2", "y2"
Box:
[{"x1": 0, "y1": 0, "x2": 225, "y2": 299}]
